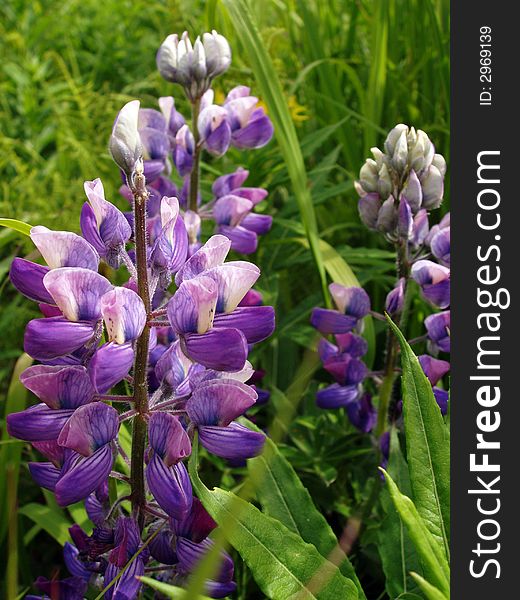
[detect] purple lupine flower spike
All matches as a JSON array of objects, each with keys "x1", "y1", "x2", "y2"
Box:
[{"x1": 146, "y1": 412, "x2": 193, "y2": 520}]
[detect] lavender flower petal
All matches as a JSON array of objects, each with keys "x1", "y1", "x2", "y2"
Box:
[{"x1": 198, "y1": 422, "x2": 265, "y2": 459}]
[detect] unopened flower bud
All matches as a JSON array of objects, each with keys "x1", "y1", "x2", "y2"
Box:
[
  {"x1": 202, "y1": 30, "x2": 231, "y2": 78},
  {"x1": 109, "y1": 100, "x2": 142, "y2": 177}
]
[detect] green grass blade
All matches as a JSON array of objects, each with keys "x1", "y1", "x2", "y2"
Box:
[{"x1": 222, "y1": 0, "x2": 329, "y2": 303}]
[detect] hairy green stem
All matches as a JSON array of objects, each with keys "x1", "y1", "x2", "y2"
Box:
[
  {"x1": 189, "y1": 98, "x2": 202, "y2": 212},
  {"x1": 375, "y1": 240, "x2": 411, "y2": 437},
  {"x1": 130, "y1": 168, "x2": 151, "y2": 528}
]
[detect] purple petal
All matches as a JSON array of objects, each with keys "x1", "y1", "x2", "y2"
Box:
[
  {"x1": 334, "y1": 333, "x2": 368, "y2": 358},
  {"x1": 63, "y1": 542, "x2": 92, "y2": 581},
  {"x1": 213, "y1": 195, "x2": 253, "y2": 226},
  {"x1": 101, "y1": 287, "x2": 146, "y2": 344},
  {"x1": 430, "y1": 226, "x2": 450, "y2": 266},
  {"x1": 385, "y1": 278, "x2": 405, "y2": 315},
  {"x1": 148, "y1": 412, "x2": 191, "y2": 465},
  {"x1": 151, "y1": 201, "x2": 189, "y2": 275},
  {"x1": 20, "y1": 364, "x2": 95, "y2": 410},
  {"x1": 205, "y1": 580, "x2": 238, "y2": 598},
  {"x1": 24, "y1": 318, "x2": 95, "y2": 361},
  {"x1": 317, "y1": 338, "x2": 339, "y2": 363},
  {"x1": 175, "y1": 235, "x2": 231, "y2": 284},
  {"x1": 110, "y1": 516, "x2": 141, "y2": 565},
  {"x1": 182, "y1": 328, "x2": 248, "y2": 372},
  {"x1": 177, "y1": 537, "x2": 234, "y2": 583},
  {"x1": 410, "y1": 209, "x2": 429, "y2": 247},
  {"x1": 145, "y1": 454, "x2": 192, "y2": 520},
  {"x1": 80, "y1": 202, "x2": 106, "y2": 256},
  {"x1": 33, "y1": 575, "x2": 88, "y2": 600},
  {"x1": 44, "y1": 268, "x2": 112, "y2": 321},
  {"x1": 241, "y1": 213, "x2": 272, "y2": 234},
  {"x1": 10, "y1": 258, "x2": 54, "y2": 304},
  {"x1": 231, "y1": 112, "x2": 274, "y2": 149},
  {"x1": 148, "y1": 527, "x2": 177, "y2": 565},
  {"x1": 7, "y1": 404, "x2": 73, "y2": 442},
  {"x1": 202, "y1": 114, "x2": 231, "y2": 156},
  {"x1": 28, "y1": 462, "x2": 61, "y2": 490},
  {"x1": 58, "y1": 403, "x2": 119, "y2": 456},
  {"x1": 358, "y1": 193, "x2": 382, "y2": 230},
  {"x1": 433, "y1": 387, "x2": 449, "y2": 415},
  {"x1": 310, "y1": 308, "x2": 358, "y2": 335},
  {"x1": 172, "y1": 497, "x2": 216, "y2": 542},
  {"x1": 346, "y1": 393, "x2": 377, "y2": 432},
  {"x1": 238, "y1": 289, "x2": 263, "y2": 307},
  {"x1": 198, "y1": 422, "x2": 265, "y2": 460},
  {"x1": 232, "y1": 187, "x2": 268, "y2": 205},
  {"x1": 186, "y1": 379, "x2": 257, "y2": 426},
  {"x1": 418, "y1": 354, "x2": 450, "y2": 386},
  {"x1": 144, "y1": 159, "x2": 166, "y2": 182},
  {"x1": 316, "y1": 383, "x2": 361, "y2": 409},
  {"x1": 154, "y1": 340, "x2": 191, "y2": 392},
  {"x1": 217, "y1": 225, "x2": 258, "y2": 254},
  {"x1": 104, "y1": 557, "x2": 144, "y2": 600},
  {"x1": 204, "y1": 261, "x2": 260, "y2": 314},
  {"x1": 212, "y1": 306, "x2": 275, "y2": 344},
  {"x1": 88, "y1": 342, "x2": 134, "y2": 393},
  {"x1": 212, "y1": 168, "x2": 249, "y2": 197},
  {"x1": 55, "y1": 445, "x2": 114, "y2": 506},
  {"x1": 30, "y1": 225, "x2": 99, "y2": 270},
  {"x1": 323, "y1": 355, "x2": 367, "y2": 386},
  {"x1": 425, "y1": 310, "x2": 450, "y2": 353},
  {"x1": 398, "y1": 197, "x2": 413, "y2": 239},
  {"x1": 329, "y1": 284, "x2": 370, "y2": 318},
  {"x1": 168, "y1": 276, "x2": 218, "y2": 334}
]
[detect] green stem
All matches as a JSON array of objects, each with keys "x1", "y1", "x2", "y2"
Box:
[
  {"x1": 375, "y1": 240, "x2": 411, "y2": 436},
  {"x1": 130, "y1": 168, "x2": 151, "y2": 528},
  {"x1": 189, "y1": 98, "x2": 202, "y2": 212}
]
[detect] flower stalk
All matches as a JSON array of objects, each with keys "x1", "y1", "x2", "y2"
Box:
[{"x1": 189, "y1": 98, "x2": 202, "y2": 212}]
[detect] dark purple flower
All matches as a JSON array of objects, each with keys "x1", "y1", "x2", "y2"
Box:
[
  {"x1": 385, "y1": 278, "x2": 405, "y2": 315},
  {"x1": 425, "y1": 310, "x2": 450, "y2": 353},
  {"x1": 345, "y1": 393, "x2": 377, "y2": 432}
]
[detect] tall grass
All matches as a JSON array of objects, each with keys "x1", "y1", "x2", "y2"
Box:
[{"x1": 0, "y1": 0, "x2": 449, "y2": 596}]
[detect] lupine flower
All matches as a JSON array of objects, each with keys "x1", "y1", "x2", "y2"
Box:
[
  {"x1": 311, "y1": 283, "x2": 370, "y2": 334},
  {"x1": 157, "y1": 31, "x2": 231, "y2": 100},
  {"x1": 385, "y1": 278, "x2": 405, "y2": 315},
  {"x1": 411, "y1": 260, "x2": 450, "y2": 309},
  {"x1": 356, "y1": 124, "x2": 446, "y2": 240},
  {"x1": 425, "y1": 310, "x2": 451, "y2": 353},
  {"x1": 430, "y1": 223, "x2": 450, "y2": 266},
  {"x1": 109, "y1": 100, "x2": 143, "y2": 177},
  {"x1": 174, "y1": 124, "x2": 195, "y2": 177},
  {"x1": 198, "y1": 104, "x2": 231, "y2": 156},
  {"x1": 418, "y1": 354, "x2": 450, "y2": 415},
  {"x1": 224, "y1": 86, "x2": 274, "y2": 149}
]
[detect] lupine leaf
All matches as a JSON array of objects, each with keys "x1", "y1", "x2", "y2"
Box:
[
  {"x1": 188, "y1": 443, "x2": 358, "y2": 599},
  {"x1": 386, "y1": 316, "x2": 450, "y2": 561},
  {"x1": 381, "y1": 470, "x2": 449, "y2": 597},
  {"x1": 139, "y1": 577, "x2": 213, "y2": 599},
  {"x1": 19, "y1": 503, "x2": 72, "y2": 547},
  {"x1": 0, "y1": 218, "x2": 33, "y2": 236},
  {"x1": 246, "y1": 423, "x2": 366, "y2": 600},
  {"x1": 378, "y1": 429, "x2": 423, "y2": 599},
  {"x1": 410, "y1": 572, "x2": 449, "y2": 600}
]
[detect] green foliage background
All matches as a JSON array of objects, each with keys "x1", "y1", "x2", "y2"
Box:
[{"x1": 0, "y1": 0, "x2": 449, "y2": 597}]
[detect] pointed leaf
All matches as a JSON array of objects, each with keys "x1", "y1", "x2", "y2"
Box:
[{"x1": 0, "y1": 218, "x2": 33, "y2": 236}]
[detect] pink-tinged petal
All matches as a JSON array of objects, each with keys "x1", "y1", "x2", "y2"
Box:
[
  {"x1": 24, "y1": 317, "x2": 95, "y2": 360},
  {"x1": 28, "y1": 462, "x2": 61, "y2": 491},
  {"x1": 101, "y1": 287, "x2": 146, "y2": 344},
  {"x1": 30, "y1": 225, "x2": 99, "y2": 270},
  {"x1": 232, "y1": 187, "x2": 268, "y2": 205},
  {"x1": 335, "y1": 333, "x2": 368, "y2": 358},
  {"x1": 225, "y1": 86, "x2": 251, "y2": 102},
  {"x1": 44, "y1": 268, "x2": 112, "y2": 322},
  {"x1": 168, "y1": 276, "x2": 218, "y2": 334},
  {"x1": 32, "y1": 440, "x2": 65, "y2": 464},
  {"x1": 238, "y1": 289, "x2": 263, "y2": 307},
  {"x1": 88, "y1": 342, "x2": 134, "y2": 394},
  {"x1": 212, "y1": 168, "x2": 249, "y2": 197},
  {"x1": 310, "y1": 308, "x2": 357, "y2": 335},
  {"x1": 20, "y1": 365, "x2": 94, "y2": 410},
  {"x1": 7, "y1": 404, "x2": 73, "y2": 441},
  {"x1": 39, "y1": 303, "x2": 62, "y2": 317},
  {"x1": 204, "y1": 261, "x2": 260, "y2": 313},
  {"x1": 186, "y1": 379, "x2": 257, "y2": 426},
  {"x1": 217, "y1": 225, "x2": 258, "y2": 254},
  {"x1": 175, "y1": 235, "x2": 231, "y2": 284},
  {"x1": 172, "y1": 497, "x2": 216, "y2": 542},
  {"x1": 58, "y1": 403, "x2": 119, "y2": 456},
  {"x1": 329, "y1": 284, "x2": 370, "y2": 318},
  {"x1": 145, "y1": 454, "x2": 192, "y2": 520},
  {"x1": 213, "y1": 195, "x2": 253, "y2": 226},
  {"x1": 241, "y1": 213, "x2": 272, "y2": 234},
  {"x1": 10, "y1": 258, "x2": 54, "y2": 304},
  {"x1": 182, "y1": 328, "x2": 248, "y2": 372},
  {"x1": 323, "y1": 356, "x2": 367, "y2": 386},
  {"x1": 198, "y1": 422, "x2": 265, "y2": 459},
  {"x1": 55, "y1": 445, "x2": 114, "y2": 506},
  {"x1": 212, "y1": 306, "x2": 275, "y2": 344},
  {"x1": 148, "y1": 412, "x2": 191, "y2": 465}
]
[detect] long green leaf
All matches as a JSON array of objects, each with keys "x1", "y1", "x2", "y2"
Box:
[
  {"x1": 381, "y1": 471, "x2": 449, "y2": 597},
  {"x1": 188, "y1": 444, "x2": 358, "y2": 600},
  {"x1": 223, "y1": 0, "x2": 329, "y2": 303},
  {"x1": 0, "y1": 218, "x2": 33, "y2": 236},
  {"x1": 247, "y1": 425, "x2": 365, "y2": 599},
  {"x1": 378, "y1": 429, "x2": 423, "y2": 599},
  {"x1": 410, "y1": 572, "x2": 448, "y2": 600},
  {"x1": 386, "y1": 316, "x2": 450, "y2": 561},
  {"x1": 19, "y1": 503, "x2": 72, "y2": 547},
  {"x1": 139, "y1": 577, "x2": 213, "y2": 600}
]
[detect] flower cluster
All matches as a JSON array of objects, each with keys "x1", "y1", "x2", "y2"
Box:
[
  {"x1": 311, "y1": 124, "x2": 450, "y2": 440},
  {"x1": 10, "y1": 29, "x2": 275, "y2": 600}
]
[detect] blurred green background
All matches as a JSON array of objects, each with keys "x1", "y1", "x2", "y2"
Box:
[{"x1": 0, "y1": 0, "x2": 449, "y2": 597}]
